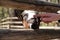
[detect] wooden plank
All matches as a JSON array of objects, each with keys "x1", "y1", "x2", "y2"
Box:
[{"x1": 0, "y1": 0, "x2": 60, "y2": 12}]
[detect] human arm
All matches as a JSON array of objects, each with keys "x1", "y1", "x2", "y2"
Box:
[{"x1": 34, "y1": 13, "x2": 60, "y2": 22}]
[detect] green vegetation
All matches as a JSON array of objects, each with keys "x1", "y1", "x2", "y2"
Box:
[
  {"x1": 0, "y1": 7, "x2": 11, "y2": 19},
  {"x1": 0, "y1": 7, "x2": 3, "y2": 19},
  {"x1": 50, "y1": 0, "x2": 58, "y2": 4}
]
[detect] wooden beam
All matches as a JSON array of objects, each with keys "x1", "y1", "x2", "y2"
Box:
[{"x1": 0, "y1": 0, "x2": 60, "y2": 13}]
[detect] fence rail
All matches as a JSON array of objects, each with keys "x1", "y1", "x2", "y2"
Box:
[{"x1": 0, "y1": 17, "x2": 24, "y2": 29}]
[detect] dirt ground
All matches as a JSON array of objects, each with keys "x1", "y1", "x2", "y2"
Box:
[{"x1": 0, "y1": 29, "x2": 60, "y2": 40}]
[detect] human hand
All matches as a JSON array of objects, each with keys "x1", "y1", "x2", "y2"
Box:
[{"x1": 34, "y1": 13, "x2": 60, "y2": 22}]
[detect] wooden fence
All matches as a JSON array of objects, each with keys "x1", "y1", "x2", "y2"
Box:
[{"x1": 0, "y1": 17, "x2": 24, "y2": 29}]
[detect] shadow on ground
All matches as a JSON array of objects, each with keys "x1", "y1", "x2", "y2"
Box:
[{"x1": 0, "y1": 29, "x2": 60, "y2": 40}]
